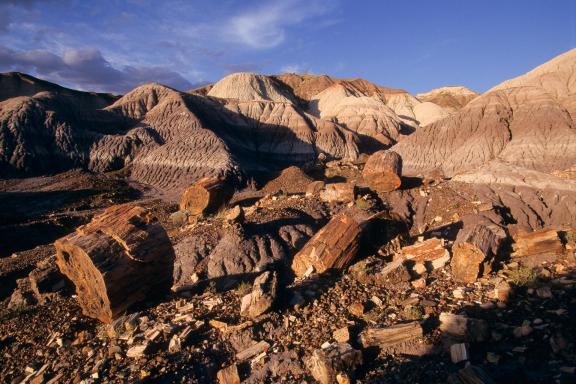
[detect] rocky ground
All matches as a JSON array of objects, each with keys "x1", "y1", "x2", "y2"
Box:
[{"x1": 1, "y1": 163, "x2": 575, "y2": 384}]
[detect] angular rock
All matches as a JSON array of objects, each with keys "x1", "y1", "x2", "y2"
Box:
[
  {"x1": 439, "y1": 313, "x2": 489, "y2": 342},
  {"x1": 307, "y1": 343, "x2": 362, "y2": 384},
  {"x1": 240, "y1": 271, "x2": 278, "y2": 319},
  {"x1": 217, "y1": 364, "x2": 240, "y2": 384},
  {"x1": 401, "y1": 238, "x2": 450, "y2": 271},
  {"x1": 451, "y1": 215, "x2": 506, "y2": 283},
  {"x1": 319, "y1": 183, "x2": 355, "y2": 203},
  {"x1": 54, "y1": 204, "x2": 175, "y2": 323}
]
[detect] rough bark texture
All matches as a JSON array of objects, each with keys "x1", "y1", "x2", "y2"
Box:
[
  {"x1": 451, "y1": 215, "x2": 507, "y2": 283},
  {"x1": 54, "y1": 203, "x2": 175, "y2": 323},
  {"x1": 511, "y1": 229, "x2": 565, "y2": 267},
  {"x1": 179, "y1": 176, "x2": 234, "y2": 216},
  {"x1": 358, "y1": 322, "x2": 423, "y2": 348},
  {"x1": 291, "y1": 209, "x2": 371, "y2": 277},
  {"x1": 362, "y1": 150, "x2": 402, "y2": 193}
]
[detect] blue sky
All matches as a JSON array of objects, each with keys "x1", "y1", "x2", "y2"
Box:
[{"x1": 0, "y1": 0, "x2": 574, "y2": 94}]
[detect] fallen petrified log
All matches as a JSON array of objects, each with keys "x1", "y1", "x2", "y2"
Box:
[
  {"x1": 511, "y1": 229, "x2": 565, "y2": 267},
  {"x1": 358, "y1": 322, "x2": 423, "y2": 349},
  {"x1": 55, "y1": 204, "x2": 175, "y2": 323},
  {"x1": 451, "y1": 215, "x2": 507, "y2": 283},
  {"x1": 362, "y1": 150, "x2": 402, "y2": 193},
  {"x1": 291, "y1": 209, "x2": 379, "y2": 277},
  {"x1": 179, "y1": 176, "x2": 234, "y2": 215},
  {"x1": 400, "y1": 237, "x2": 450, "y2": 271}
]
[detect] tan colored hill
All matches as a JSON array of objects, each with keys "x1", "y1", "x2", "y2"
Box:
[
  {"x1": 416, "y1": 86, "x2": 478, "y2": 111},
  {"x1": 207, "y1": 72, "x2": 295, "y2": 103},
  {"x1": 393, "y1": 49, "x2": 576, "y2": 177},
  {"x1": 309, "y1": 83, "x2": 404, "y2": 149},
  {"x1": 490, "y1": 48, "x2": 576, "y2": 118}
]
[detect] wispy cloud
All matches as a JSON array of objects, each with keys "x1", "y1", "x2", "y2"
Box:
[
  {"x1": 280, "y1": 63, "x2": 313, "y2": 74},
  {"x1": 224, "y1": 0, "x2": 336, "y2": 49}
]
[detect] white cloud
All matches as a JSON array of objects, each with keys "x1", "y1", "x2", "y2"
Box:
[
  {"x1": 280, "y1": 64, "x2": 311, "y2": 74},
  {"x1": 225, "y1": 0, "x2": 335, "y2": 49}
]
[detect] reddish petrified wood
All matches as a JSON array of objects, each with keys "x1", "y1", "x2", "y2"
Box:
[
  {"x1": 291, "y1": 209, "x2": 373, "y2": 277},
  {"x1": 55, "y1": 204, "x2": 174, "y2": 323},
  {"x1": 179, "y1": 176, "x2": 234, "y2": 215},
  {"x1": 362, "y1": 150, "x2": 402, "y2": 193}
]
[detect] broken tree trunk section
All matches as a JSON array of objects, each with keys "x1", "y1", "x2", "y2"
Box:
[
  {"x1": 319, "y1": 182, "x2": 355, "y2": 203},
  {"x1": 358, "y1": 322, "x2": 423, "y2": 349},
  {"x1": 400, "y1": 238, "x2": 450, "y2": 271},
  {"x1": 511, "y1": 229, "x2": 565, "y2": 267},
  {"x1": 451, "y1": 215, "x2": 507, "y2": 283},
  {"x1": 291, "y1": 209, "x2": 372, "y2": 277},
  {"x1": 179, "y1": 176, "x2": 234, "y2": 216},
  {"x1": 54, "y1": 204, "x2": 175, "y2": 323},
  {"x1": 362, "y1": 150, "x2": 402, "y2": 193},
  {"x1": 307, "y1": 343, "x2": 362, "y2": 384}
]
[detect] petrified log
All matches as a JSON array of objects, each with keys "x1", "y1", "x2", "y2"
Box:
[
  {"x1": 307, "y1": 343, "x2": 362, "y2": 384},
  {"x1": 291, "y1": 209, "x2": 373, "y2": 277},
  {"x1": 511, "y1": 229, "x2": 565, "y2": 267},
  {"x1": 439, "y1": 312, "x2": 489, "y2": 342},
  {"x1": 400, "y1": 238, "x2": 450, "y2": 271},
  {"x1": 179, "y1": 176, "x2": 234, "y2": 216},
  {"x1": 54, "y1": 204, "x2": 175, "y2": 323},
  {"x1": 451, "y1": 215, "x2": 507, "y2": 283},
  {"x1": 319, "y1": 182, "x2": 355, "y2": 203},
  {"x1": 362, "y1": 150, "x2": 402, "y2": 193},
  {"x1": 358, "y1": 322, "x2": 423, "y2": 348}
]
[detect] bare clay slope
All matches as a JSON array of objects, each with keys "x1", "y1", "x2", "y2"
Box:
[{"x1": 393, "y1": 49, "x2": 576, "y2": 177}]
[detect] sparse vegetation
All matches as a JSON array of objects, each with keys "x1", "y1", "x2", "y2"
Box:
[
  {"x1": 508, "y1": 266, "x2": 538, "y2": 286},
  {"x1": 235, "y1": 281, "x2": 252, "y2": 297},
  {"x1": 355, "y1": 197, "x2": 371, "y2": 210},
  {"x1": 401, "y1": 305, "x2": 424, "y2": 320}
]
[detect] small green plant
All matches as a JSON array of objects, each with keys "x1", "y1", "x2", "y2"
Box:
[
  {"x1": 362, "y1": 309, "x2": 382, "y2": 323},
  {"x1": 401, "y1": 305, "x2": 424, "y2": 320},
  {"x1": 508, "y1": 267, "x2": 537, "y2": 286},
  {"x1": 355, "y1": 197, "x2": 371, "y2": 210},
  {"x1": 235, "y1": 281, "x2": 252, "y2": 297}
]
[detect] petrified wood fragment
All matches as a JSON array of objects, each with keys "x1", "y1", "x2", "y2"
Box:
[{"x1": 55, "y1": 204, "x2": 174, "y2": 323}]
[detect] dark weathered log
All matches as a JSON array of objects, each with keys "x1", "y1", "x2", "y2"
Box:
[
  {"x1": 54, "y1": 204, "x2": 175, "y2": 323},
  {"x1": 511, "y1": 229, "x2": 565, "y2": 267},
  {"x1": 291, "y1": 209, "x2": 372, "y2": 277},
  {"x1": 319, "y1": 182, "x2": 355, "y2": 203},
  {"x1": 358, "y1": 322, "x2": 423, "y2": 348},
  {"x1": 451, "y1": 215, "x2": 507, "y2": 283},
  {"x1": 362, "y1": 150, "x2": 402, "y2": 193},
  {"x1": 179, "y1": 176, "x2": 234, "y2": 215}
]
